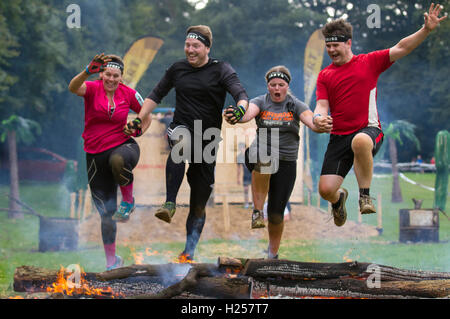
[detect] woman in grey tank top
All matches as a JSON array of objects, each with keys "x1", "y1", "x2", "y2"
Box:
[{"x1": 225, "y1": 65, "x2": 331, "y2": 259}]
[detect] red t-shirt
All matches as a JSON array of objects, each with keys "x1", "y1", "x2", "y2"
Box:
[
  {"x1": 82, "y1": 80, "x2": 143, "y2": 154},
  {"x1": 316, "y1": 49, "x2": 394, "y2": 135}
]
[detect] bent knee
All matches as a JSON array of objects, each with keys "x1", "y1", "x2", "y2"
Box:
[
  {"x1": 351, "y1": 134, "x2": 373, "y2": 154},
  {"x1": 318, "y1": 182, "x2": 339, "y2": 201}
]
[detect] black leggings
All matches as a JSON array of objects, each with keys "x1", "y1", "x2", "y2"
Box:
[
  {"x1": 86, "y1": 139, "x2": 140, "y2": 244},
  {"x1": 259, "y1": 160, "x2": 297, "y2": 225},
  {"x1": 165, "y1": 124, "x2": 216, "y2": 256}
]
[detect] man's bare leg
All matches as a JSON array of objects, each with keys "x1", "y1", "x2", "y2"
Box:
[
  {"x1": 351, "y1": 133, "x2": 376, "y2": 214},
  {"x1": 318, "y1": 174, "x2": 348, "y2": 226},
  {"x1": 351, "y1": 133, "x2": 374, "y2": 189}
]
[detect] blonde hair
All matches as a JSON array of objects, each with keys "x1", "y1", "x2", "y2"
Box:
[
  {"x1": 186, "y1": 25, "x2": 213, "y2": 47},
  {"x1": 265, "y1": 65, "x2": 295, "y2": 97},
  {"x1": 265, "y1": 65, "x2": 292, "y2": 83}
]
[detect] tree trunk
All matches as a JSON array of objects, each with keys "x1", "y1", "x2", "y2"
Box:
[
  {"x1": 388, "y1": 137, "x2": 403, "y2": 203},
  {"x1": 7, "y1": 130, "x2": 22, "y2": 219}
]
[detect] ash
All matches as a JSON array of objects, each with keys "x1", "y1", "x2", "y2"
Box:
[{"x1": 88, "y1": 276, "x2": 167, "y2": 297}]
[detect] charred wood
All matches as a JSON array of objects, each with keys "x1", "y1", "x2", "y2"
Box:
[{"x1": 13, "y1": 258, "x2": 450, "y2": 299}]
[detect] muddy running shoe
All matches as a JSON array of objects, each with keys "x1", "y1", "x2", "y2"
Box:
[
  {"x1": 155, "y1": 201, "x2": 176, "y2": 223},
  {"x1": 112, "y1": 198, "x2": 135, "y2": 223},
  {"x1": 106, "y1": 255, "x2": 124, "y2": 271},
  {"x1": 251, "y1": 209, "x2": 265, "y2": 229},
  {"x1": 177, "y1": 251, "x2": 194, "y2": 263},
  {"x1": 359, "y1": 194, "x2": 376, "y2": 214},
  {"x1": 331, "y1": 188, "x2": 348, "y2": 227}
]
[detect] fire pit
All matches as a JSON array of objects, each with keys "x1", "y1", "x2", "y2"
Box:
[{"x1": 13, "y1": 257, "x2": 450, "y2": 299}]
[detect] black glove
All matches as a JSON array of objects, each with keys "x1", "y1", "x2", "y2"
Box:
[
  {"x1": 125, "y1": 117, "x2": 143, "y2": 137},
  {"x1": 226, "y1": 105, "x2": 246, "y2": 124}
]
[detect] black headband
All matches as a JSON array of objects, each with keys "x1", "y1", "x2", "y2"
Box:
[
  {"x1": 102, "y1": 61, "x2": 124, "y2": 73},
  {"x1": 186, "y1": 31, "x2": 211, "y2": 47},
  {"x1": 267, "y1": 71, "x2": 291, "y2": 84},
  {"x1": 325, "y1": 35, "x2": 350, "y2": 43}
]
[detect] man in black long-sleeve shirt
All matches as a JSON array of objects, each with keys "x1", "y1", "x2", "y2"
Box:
[{"x1": 127, "y1": 25, "x2": 248, "y2": 261}]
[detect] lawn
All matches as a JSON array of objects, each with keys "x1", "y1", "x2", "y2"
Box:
[{"x1": 0, "y1": 173, "x2": 449, "y2": 298}]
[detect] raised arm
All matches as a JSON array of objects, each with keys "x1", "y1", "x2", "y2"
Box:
[
  {"x1": 68, "y1": 53, "x2": 111, "y2": 96},
  {"x1": 389, "y1": 3, "x2": 447, "y2": 62}
]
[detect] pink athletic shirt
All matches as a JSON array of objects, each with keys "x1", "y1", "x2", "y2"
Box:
[
  {"x1": 316, "y1": 49, "x2": 394, "y2": 135},
  {"x1": 82, "y1": 80, "x2": 143, "y2": 154}
]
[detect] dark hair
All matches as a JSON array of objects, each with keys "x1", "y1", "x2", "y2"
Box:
[
  {"x1": 322, "y1": 19, "x2": 353, "y2": 40},
  {"x1": 102, "y1": 54, "x2": 124, "y2": 74}
]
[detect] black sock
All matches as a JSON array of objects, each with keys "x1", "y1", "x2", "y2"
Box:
[
  {"x1": 332, "y1": 196, "x2": 341, "y2": 209},
  {"x1": 360, "y1": 188, "x2": 370, "y2": 197}
]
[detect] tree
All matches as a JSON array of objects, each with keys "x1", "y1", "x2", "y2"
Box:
[
  {"x1": 384, "y1": 120, "x2": 420, "y2": 203},
  {"x1": 0, "y1": 4, "x2": 19, "y2": 104},
  {"x1": 0, "y1": 115, "x2": 41, "y2": 218}
]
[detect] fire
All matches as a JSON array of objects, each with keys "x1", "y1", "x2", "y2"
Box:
[
  {"x1": 130, "y1": 246, "x2": 162, "y2": 265},
  {"x1": 133, "y1": 252, "x2": 144, "y2": 265},
  {"x1": 174, "y1": 253, "x2": 194, "y2": 264},
  {"x1": 145, "y1": 247, "x2": 159, "y2": 256},
  {"x1": 46, "y1": 266, "x2": 121, "y2": 298}
]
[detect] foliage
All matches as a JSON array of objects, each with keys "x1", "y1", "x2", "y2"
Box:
[
  {"x1": 0, "y1": 115, "x2": 41, "y2": 144},
  {"x1": 0, "y1": 0, "x2": 448, "y2": 162},
  {"x1": 385, "y1": 120, "x2": 420, "y2": 149}
]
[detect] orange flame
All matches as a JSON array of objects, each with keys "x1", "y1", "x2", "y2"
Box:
[
  {"x1": 174, "y1": 253, "x2": 194, "y2": 264},
  {"x1": 46, "y1": 266, "x2": 121, "y2": 298},
  {"x1": 133, "y1": 252, "x2": 144, "y2": 265}
]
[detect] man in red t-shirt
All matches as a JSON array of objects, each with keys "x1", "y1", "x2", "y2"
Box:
[{"x1": 313, "y1": 3, "x2": 447, "y2": 227}]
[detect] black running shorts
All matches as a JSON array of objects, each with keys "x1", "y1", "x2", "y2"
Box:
[{"x1": 320, "y1": 126, "x2": 384, "y2": 178}]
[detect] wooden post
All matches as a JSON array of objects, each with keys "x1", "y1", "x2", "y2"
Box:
[
  {"x1": 83, "y1": 186, "x2": 92, "y2": 219},
  {"x1": 222, "y1": 195, "x2": 230, "y2": 235},
  {"x1": 70, "y1": 193, "x2": 76, "y2": 219},
  {"x1": 317, "y1": 192, "x2": 321, "y2": 209},
  {"x1": 77, "y1": 189, "x2": 83, "y2": 220},
  {"x1": 377, "y1": 193, "x2": 383, "y2": 234},
  {"x1": 307, "y1": 190, "x2": 311, "y2": 207}
]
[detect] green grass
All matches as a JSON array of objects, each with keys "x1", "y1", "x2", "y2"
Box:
[{"x1": 0, "y1": 173, "x2": 449, "y2": 298}]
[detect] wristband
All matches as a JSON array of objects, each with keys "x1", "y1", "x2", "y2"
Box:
[{"x1": 313, "y1": 113, "x2": 322, "y2": 124}]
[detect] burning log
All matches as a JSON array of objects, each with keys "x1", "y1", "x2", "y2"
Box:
[{"x1": 13, "y1": 258, "x2": 450, "y2": 299}]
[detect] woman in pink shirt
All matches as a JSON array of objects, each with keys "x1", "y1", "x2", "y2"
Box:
[{"x1": 69, "y1": 53, "x2": 150, "y2": 270}]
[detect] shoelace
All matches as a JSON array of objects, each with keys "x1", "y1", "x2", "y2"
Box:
[{"x1": 360, "y1": 195, "x2": 376, "y2": 204}]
